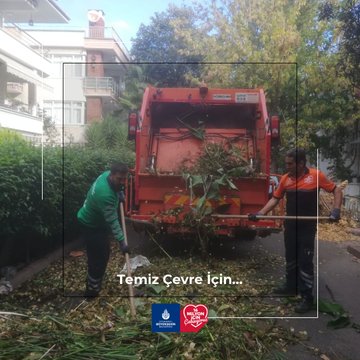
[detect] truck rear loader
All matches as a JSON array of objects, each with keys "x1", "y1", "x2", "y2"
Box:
[{"x1": 125, "y1": 86, "x2": 282, "y2": 237}]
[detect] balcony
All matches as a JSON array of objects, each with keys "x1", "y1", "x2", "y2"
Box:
[
  {"x1": 84, "y1": 27, "x2": 130, "y2": 63},
  {"x1": 0, "y1": 24, "x2": 52, "y2": 76},
  {"x1": 83, "y1": 77, "x2": 119, "y2": 98},
  {"x1": 0, "y1": 105, "x2": 42, "y2": 135},
  {"x1": 7, "y1": 82, "x2": 24, "y2": 95}
]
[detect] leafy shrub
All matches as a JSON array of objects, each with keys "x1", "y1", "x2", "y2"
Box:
[
  {"x1": 0, "y1": 129, "x2": 134, "y2": 267},
  {"x1": 85, "y1": 116, "x2": 135, "y2": 152}
]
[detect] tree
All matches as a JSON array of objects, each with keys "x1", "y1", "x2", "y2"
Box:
[
  {"x1": 338, "y1": 0, "x2": 360, "y2": 88},
  {"x1": 116, "y1": 65, "x2": 148, "y2": 114},
  {"x1": 337, "y1": 1, "x2": 360, "y2": 179},
  {"x1": 171, "y1": 0, "x2": 356, "y2": 177},
  {"x1": 43, "y1": 114, "x2": 59, "y2": 145},
  {"x1": 131, "y1": 4, "x2": 203, "y2": 86},
  {"x1": 84, "y1": 115, "x2": 135, "y2": 159},
  {"x1": 317, "y1": 0, "x2": 360, "y2": 178}
]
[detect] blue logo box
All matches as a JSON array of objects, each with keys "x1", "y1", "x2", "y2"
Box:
[{"x1": 152, "y1": 303, "x2": 180, "y2": 332}]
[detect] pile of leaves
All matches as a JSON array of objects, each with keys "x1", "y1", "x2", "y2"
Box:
[
  {"x1": 181, "y1": 141, "x2": 255, "y2": 178},
  {"x1": 318, "y1": 183, "x2": 360, "y2": 242},
  {"x1": 0, "y1": 241, "x2": 303, "y2": 359},
  {"x1": 158, "y1": 142, "x2": 257, "y2": 256},
  {"x1": 318, "y1": 219, "x2": 360, "y2": 242}
]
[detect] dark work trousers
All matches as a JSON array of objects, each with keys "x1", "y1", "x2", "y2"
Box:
[
  {"x1": 80, "y1": 224, "x2": 110, "y2": 294},
  {"x1": 284, "y1": 220, "x2": 317, "y2": 301}
]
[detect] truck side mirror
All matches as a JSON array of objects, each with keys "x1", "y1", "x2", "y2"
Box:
[
  {"x1": 270, "y1": 115, "x2": 280, "y2": 140},
  {"x1": 128, "y1": 111, "x2": 138, "y2": 140}
]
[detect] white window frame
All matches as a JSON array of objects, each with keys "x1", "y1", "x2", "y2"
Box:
[
  {"x1": 50, "y1": 54, "x2": 86, "y2": 78},
  {"x1": 43, "y1": 100, "x2": 85, "y2": 125}
]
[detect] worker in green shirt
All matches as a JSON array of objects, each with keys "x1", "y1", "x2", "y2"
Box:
[{"x1": 77, "y1": 163, "x2": 130, "y2": 297}]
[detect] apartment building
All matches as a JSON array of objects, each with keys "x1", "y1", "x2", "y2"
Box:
[
  {"x1": 0, "y1": 3, "x2": 130, "y2": 144},
  {"x1": 29, "y1": 10, "x2": 130, "y2": 143},
  {"x1": 0, "y1": 0, "x2": 69, "y2": 142}
]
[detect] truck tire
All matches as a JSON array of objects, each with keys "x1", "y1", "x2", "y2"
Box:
[{"x1": 234, "y1": 229, "x2": 257, "y2": 241}]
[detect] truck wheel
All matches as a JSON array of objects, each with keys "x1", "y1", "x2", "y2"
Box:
[
  {"x1": 234, "y1": 229, "x2": 257, "y2": 241},
  {"x1": 132, "y1": 221, "x2": 146, "y2": 233},
  {"x1": 257, "y1": 230, "x2": 272, "y2": 238}
]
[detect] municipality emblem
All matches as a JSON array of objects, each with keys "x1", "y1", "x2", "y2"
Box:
[{"x1": 162, "y1": 309, "x2": 170, "y2": 320}]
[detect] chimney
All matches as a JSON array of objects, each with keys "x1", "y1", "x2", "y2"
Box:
[{"x1": 87, "y1": 9, "x2": 105, "y2": 38}]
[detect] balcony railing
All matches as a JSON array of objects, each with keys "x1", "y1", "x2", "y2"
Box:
[
  {"x1": 85, "y1": 26, "x2": 130, "y2": 60},
  {"x1": 2, "y1": 23, "x2": 43, "y2": 55},
  {"x1": 1, "y1": 23, "x2": 53, "y2": 77},
  {"x1": 7, "y1": 82, "x2": 24, "y2": 94},
  {"x1": 0, "y1": 105, "x2": 42, "y2": 135},
  {"x1": 83, "y1": 77, "x2": 119, "y2": 98}
]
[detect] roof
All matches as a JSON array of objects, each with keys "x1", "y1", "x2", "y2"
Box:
[{"x1": 0, "y1": 0, "x2": 70, "y2": 24}]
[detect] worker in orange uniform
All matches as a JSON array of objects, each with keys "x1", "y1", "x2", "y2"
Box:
[{"x1": 249, "y1": 148, "x2": 343, "y2": 313}]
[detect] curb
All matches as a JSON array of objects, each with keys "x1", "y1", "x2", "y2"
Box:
[
  {"x1": 347, "y1": 245, "x2": 360, "y2": 260},
  {"x1": 11, "y1": 239, "x2": 83, "y2": 290}
]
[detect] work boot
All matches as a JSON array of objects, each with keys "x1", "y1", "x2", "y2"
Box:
[
  {"x1": 84, "y1": 288, "x2": 100, "y2": 300},
  {"x1": 85, "y1": 274, "x2": 102, "y2": 299},
  {"x1": 294, "y1": 297, "x2": 314, "y2": 313},
  {"x1": 272, "y1": 283, "x2": 297, "y2": 296}
]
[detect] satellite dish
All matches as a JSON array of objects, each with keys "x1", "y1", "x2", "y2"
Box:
[{"x1": 87, "y1": 10, "x2": 103, "y2": 23}]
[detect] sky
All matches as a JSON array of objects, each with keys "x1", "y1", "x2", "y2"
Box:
[{"x1": 53, "y1": 0, "x2": 196, "y2": 51}]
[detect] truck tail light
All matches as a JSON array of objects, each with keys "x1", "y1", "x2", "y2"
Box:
[
  {"x1": 128, "y1": 111, "x2": 138, "y2": 140},
  {"x1": 270, "y1": 115, "x2": 280, "y2": 139}
]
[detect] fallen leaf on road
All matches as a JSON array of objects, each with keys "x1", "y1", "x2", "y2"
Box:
[
  {"x1": 69, "y1": 251, "x2": 85, "y2": 257},
  {"x1": 243, "y1": 331, "x2": 256, "y2": 348}
]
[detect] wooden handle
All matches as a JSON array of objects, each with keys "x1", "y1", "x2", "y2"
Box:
[
  {"x1": 212, "y1": 214, "x2": 330, "y2": 220},
  {"x1": 120, "y1": 202, "x2": 136, "y2": 318}
]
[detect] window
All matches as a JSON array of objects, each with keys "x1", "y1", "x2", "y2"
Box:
[
  {"x1": 50, "y1": 54, "x2": 85, "y2": 78},
  {"x1": 43, "y1": 101, "x2": 85, "y2": 125},
  {"x1": 73, "y1": 102, "x2": 83, "y2": 124},
  {"x1": 74, "y1": 63, "x2": 83, "y2": 77}
]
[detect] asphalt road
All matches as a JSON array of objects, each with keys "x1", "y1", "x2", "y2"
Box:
[
  {"x1": 128, "y1": 225, "x2": 360, "y2": 359},
  {"x1": 6, "y1": 221, "x2": 359, "y2": 359},
  {"x1": 257, "y1": 232, "x2": 360, "y2": 360}
]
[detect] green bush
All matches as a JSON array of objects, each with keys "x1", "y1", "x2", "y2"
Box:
[
  {"x1": 0, "y1": 129, "x2": 134, "y2": 267},
  {"x1": 85, "y1": 116, "x2": 135, "y2": 152}
]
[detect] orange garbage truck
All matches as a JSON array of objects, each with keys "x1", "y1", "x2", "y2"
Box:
[{"x1": 125, "y1": 86, "x2": 282, "y2": 237}]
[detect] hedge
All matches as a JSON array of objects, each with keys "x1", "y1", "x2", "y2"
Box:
[{"x1": 0, "y1": 130, "x2": 135, "y2": 267}]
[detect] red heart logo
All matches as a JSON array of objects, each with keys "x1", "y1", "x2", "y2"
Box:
[{"x1": 180, "y1": 304, "x2": 208, "y2": 332}]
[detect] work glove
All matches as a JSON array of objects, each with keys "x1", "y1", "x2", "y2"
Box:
[
  {"x1": 248, "y1": 213, "x2": 261, "y2": 222},
  {"x1": 118, "y1": 191, "x2": 125, "y2": 203},
  {"x1": 329, "y1": 208, "x2": 340, "y2": 222},
  {"x1": 119, "y1": 240, "x2": 130, "y2": 254}
]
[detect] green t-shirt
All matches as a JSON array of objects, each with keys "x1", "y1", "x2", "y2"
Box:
[{"x1": 77, "y1": 170, "x2": 124, "y2": 242}]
